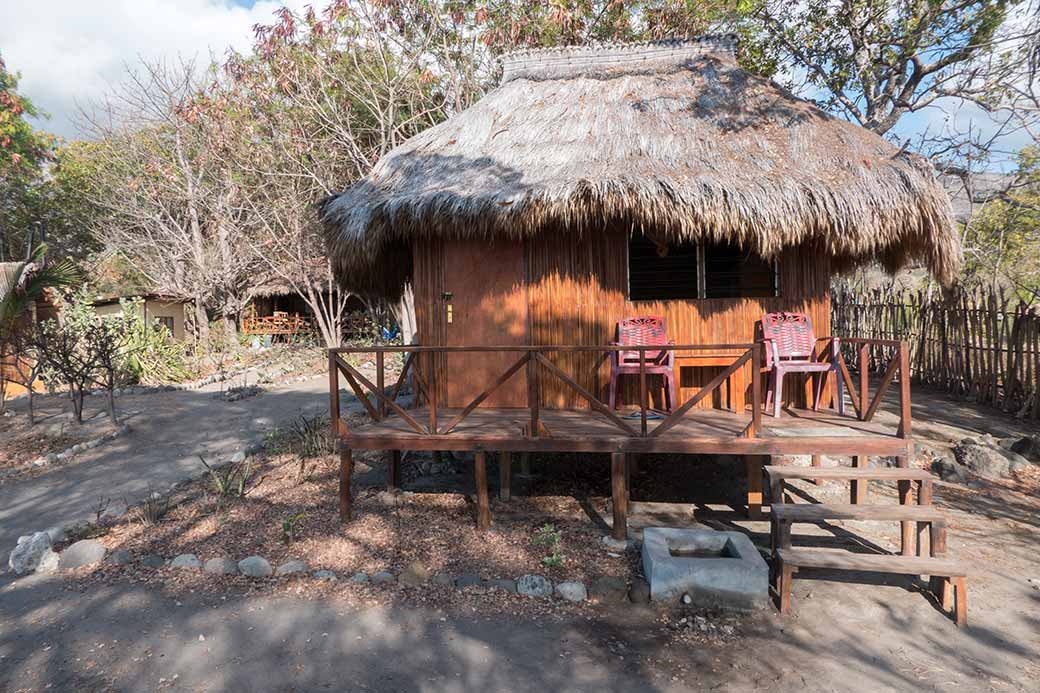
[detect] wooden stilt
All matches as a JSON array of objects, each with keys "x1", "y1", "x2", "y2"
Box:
[
  {"x1": 746, "y1": 455, "x2": 766, "y2": 519},
  {"x1": 953, "y1": 576, "x2": 968, "y2": 627},
  {"x1": 339, "y1": 448, "x2": 353, "y2": 521},
  {"x1": 811, "y1": 454, "x2": 823, "y2": 485},
  {"x1": 611, "y1": 452, "x2": 628, "y2": 541},
  {"x1": 779, "y1": 563, "x2": 794, "y2": 614},
  {"x1": 898, "y1": 456, "x2": 914, "y2": 556},
  {"x1": 520, "y1": 452, "x2": 531, "y2": 476},
  {"x1": 474, "y1": 451, "x2": 491, "y2": 531},
  {"x1": 499, "y1": 451, "x2": 512, "y2": 501},
  {"x1": 850, "y1": 455, "x2": 868, "y2": 504},
  {"x1": 387, "y1": 450, "x2": 401, "y2": 491}
]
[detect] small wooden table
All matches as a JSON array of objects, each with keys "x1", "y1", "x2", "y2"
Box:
[{"x1": 673, "y1": 352, "x2": 750, "y2": 412}]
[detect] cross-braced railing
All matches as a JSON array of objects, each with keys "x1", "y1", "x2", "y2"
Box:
[{"x1": 329, "y1": 343, "x2": 767, "y2": 440}]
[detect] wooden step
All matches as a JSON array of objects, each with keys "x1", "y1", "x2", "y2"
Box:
[
  {"x1": 764, "y1": 465, "x2": 932, "y2": 481},
  {"x1": 776, "y1": 548, "x2": 965, "y2": 576},
  {"x1": 770, "y1": 503, "x2": 945, "y2": 523}
]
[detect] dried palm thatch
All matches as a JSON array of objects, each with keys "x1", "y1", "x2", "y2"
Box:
[
  {"x1": 322, "y1": 36, "x2": 959, "y2": 298},
  {"x1": 0, "y1": 262, "x2": 26, "y2": 306}
]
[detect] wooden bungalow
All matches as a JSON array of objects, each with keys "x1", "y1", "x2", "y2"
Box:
[
  {"x1": 1, "y1": 261, "x2": 61, "y2": 397},
  {"x1": 241, "y1": 269, "x2": 366, "y2": 340},
  {"x1": 319, "y1": 35, "x2": 962, "y2": 593},
  {"x1": 92, "y1": 292, "x2": 190, "y2": 341}
]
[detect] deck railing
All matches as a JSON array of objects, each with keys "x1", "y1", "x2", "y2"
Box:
[
  {"x1": 328, "y1": 340, "x2": 913, "y2": 442},
  {"x1": 242, "y1": 315, "x2": 314, "y2": 335}
]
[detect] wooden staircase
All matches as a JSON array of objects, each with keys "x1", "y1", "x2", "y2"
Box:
[{"x1": 765, "y1": 464, "x2": 968, "y2": 627}]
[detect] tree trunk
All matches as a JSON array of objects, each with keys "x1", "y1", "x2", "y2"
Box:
[
  {"x1": 395, "y1": 284, "x2": 417, "y2": 344},
  {"x1": 71, "y1": 387, "x2": 84, "y2": 424},
  {"x1": 106, "y1": 389, "x2": 117, "y2": 427},
  {"x1": 194, "y1": 295, "x2": 210, "y2": 349},
  {"x1": 26, "y1": 388, "x2": 34, "y2": 426}
]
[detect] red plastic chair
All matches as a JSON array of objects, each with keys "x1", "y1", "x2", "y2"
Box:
[
  {"x1": 761, "y1": 312, "x2": 844, "y2": 417},
  {"x1": 608, "y1": 316, "x2": 677, "y2": 411}
]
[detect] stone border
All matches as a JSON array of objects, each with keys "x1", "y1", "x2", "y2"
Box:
[{"x1": 29, "y1": 423, "x2": 131, "y2": 468}]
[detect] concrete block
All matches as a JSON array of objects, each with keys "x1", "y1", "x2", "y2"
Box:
[{"x1": 641, "y1": 527, "x2": 768, "y2": 611}]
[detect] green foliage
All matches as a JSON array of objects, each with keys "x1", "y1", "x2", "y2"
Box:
[
  {"x1": 116, "y1": 297, "x2": 191, "y2": 384},
  {"x1": 280, "y1": 512, "x2": 307, "y2": 545},
  {"x1": 199, "y1": 455, "x2": 264, "y2": 499},
  {"x1": 532, "y1": 522, "x2": 565, "y2": 568},
  {"x1": 962, "y1": 147, "x2": 1040, "y2": 298},
  {"x1": 129, "y1": 492, "x2": 172, "y2": 526},
  {"x1": 0, "y1": 243, "x2": 80, "y2": 339}
]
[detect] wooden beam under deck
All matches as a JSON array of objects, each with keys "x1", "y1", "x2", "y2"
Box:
[{"x1": 339, "y1": 407, "x2": 913, "y2": 458}]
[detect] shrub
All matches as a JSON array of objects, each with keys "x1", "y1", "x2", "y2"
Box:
[{"x1": 200, "y1": 455, "x2": 264, "y2": 499}]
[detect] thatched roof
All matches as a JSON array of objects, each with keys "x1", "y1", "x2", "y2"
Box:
[
  {"x1": 0, "y1": 262, "x2": 29, "y2": 306},
  {"x1": 322, "y1": 36, "x2": 959, "y2": 298}
]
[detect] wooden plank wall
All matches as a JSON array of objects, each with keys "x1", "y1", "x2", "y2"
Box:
[
  {"x1": 413, "y1": 230, "x2": 832, "y2": 411},
  {"x1": 525, "y1": 229, "x2": 832, "y2": 409}
]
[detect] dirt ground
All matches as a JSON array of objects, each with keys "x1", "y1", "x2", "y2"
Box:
[{"x1": 3, "y1": 384, "x2": 1040, "y2": 690}]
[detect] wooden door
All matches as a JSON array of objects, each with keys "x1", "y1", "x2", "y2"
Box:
[{"x1": 441, "y1": 238, "x2": 528, "y2": 408}]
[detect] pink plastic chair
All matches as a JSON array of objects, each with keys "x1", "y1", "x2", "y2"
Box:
[
  {"x1": 761, "y1": 312, "x2": 844, "y2": 417},
  {"x1": 608, "y1": 316, "x2": 677, "y2": 411}
]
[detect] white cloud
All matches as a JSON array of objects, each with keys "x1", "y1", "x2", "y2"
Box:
[{"x1": 1, "y1": 0, "x2": 312, "y2": 139}]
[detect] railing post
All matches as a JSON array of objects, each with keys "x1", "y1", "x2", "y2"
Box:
[
  {"x1": 750, "y1": 343, "x2": 761, "y2": 437},
  {"x1": 898, "y1": 341, "x2": 912, "y2": 438},
  {"x1": 328, "y1": 350, "x2": 341, "y2": 438},
  {"x1": 639, "y1": 348, "x2": 648, "y2": 436},
  {"x1": 427, "y1": 351, "x2": 437, "y2": 435},
  {"x1": 527, "y1": 348, "x2": 540, "y2": 437},
  {"x1": 376, "y1": 351, "x2": 385, "y2": 420},
  {"x1": 858, "y1": 343, "x2": 869, "y2": 421}
]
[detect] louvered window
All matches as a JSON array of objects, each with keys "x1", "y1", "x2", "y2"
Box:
[{"x1": 627, "y1": 234, "x2": 778, "y2": 300}]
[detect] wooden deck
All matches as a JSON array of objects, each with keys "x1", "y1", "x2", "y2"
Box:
[
  {"x1": 343, "y1": 405, "x2": 911, "y2": 457},
  {"x1": 329, "y1": 341, "x2": 914, "y2": 536}
]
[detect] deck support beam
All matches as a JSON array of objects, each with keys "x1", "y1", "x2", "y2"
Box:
[
  {"x1": 474, "y1": 451, "x2": 491, "y2": 531},
  {"x1": 897, "y1": 455, "x2": 914, "y2": 556},
  {"x1": 339, "y1": 448, "x2": 353, "y2": 522},
  {"x1": 850, "y1": 455, "x2": 868, "y2": 504},
  {"x1": 746, "y1": 455, "x2": 767, "y2": 520},
  {"x1": 499, "y1": 451, "x2": 512, "y2": 501},
  {"x1": 611, "y1": 452, "x2": 628, "y2": 540},
  {"x1": 387, "y1": 450, "x2": 401, "y2": 491}
]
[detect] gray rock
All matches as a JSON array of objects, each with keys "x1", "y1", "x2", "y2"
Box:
[
  {"x1": 431, "y1": 573, "x2": 455, "y2": 587},
  {"x1": 313, "y1": 569, "x2": 337, "y2": 580},
  {"x1": 106, "y1": 549, "x2": 133, "y2": 566},
  {"x1": 170, "y1": 554, "x2": 202, "y2": 570},
  {"x1": 954, "y1": 442, "x2": 1018, "y2": 479},
  {"x1": 237, "y1": 555, "x2": 273, "y2": 578},
  {"x1": 276, "y1": 560, "x2": 308, "y2": 576},
  {"x1": 375, "y1": 491, "x2": 399, "y2": 507},
  {"x1": 349, "y1": 571, "x2": 370, "y2": 583},
  {"x1": 1010, "y1": 435, "x2": 1040, "y2": 462},
  {"x1": 628, "y1": 578, "x2": 651, "y2": 604},
  {"x1": 516, "y1": 574, "x2": 553, "y2": 599},
  {"x1": 454, "y1": 573, "x2": 482, "y2": 589},
  {"x1": 555, "y1": 581, "x2": 588, "y2": 602},
  {"x1": 589, "y1": 575, "x2": 628, "y2": 603},
  {"x1": 44, "y1": 525, "x2": 66, "y2": 544},
  {"x1": 203, "y1": 557, "x2": 239, "y2": 575},
  {"x1": 35, "y1": 548, "x2": 60, "y2": 574},
  {"x1": 931, "y1": 457, "x2": 969, "y2": 483},
  {"x1": 371, "y1": 571, "x2": 396, "y2": 585},
  {"x1": 601, "y1": 535, "x2": 637, "y2": 552},
  {"x1": 140, "y1": 554, "x2": 165, "y2": 568},
  {"x1": 230, "y1": 451, "x2": 247, "y2": 464},
  {"x1": 487, "y1": 578, "x2": 517, "y2": 593},
  {"x1": 399, "y1": 561, "x2": 430, "y2": 587},
  {"x1": 58, "y1": 539, "x2": 106, "y2": 571},
  {"x1": 8, "y1": 528, "x2": 53, "y2": 570}
]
